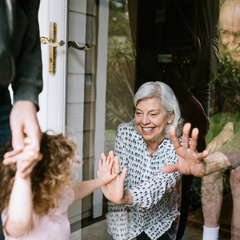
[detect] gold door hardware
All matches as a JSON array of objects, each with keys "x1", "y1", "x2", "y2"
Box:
[
  {"x1": 40, "y1": 37, "x2": 65, "y2": 47},
  {"x1": 68, "y1": 41, "x2": 91, "y2": 51},
  {"x1": 40, "y1": 22, "x2": 65, "y2": 75}
]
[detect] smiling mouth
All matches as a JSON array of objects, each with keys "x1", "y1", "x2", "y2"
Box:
[{"x1": 142, "y1": 127, "x2": 154, "y2": 132}]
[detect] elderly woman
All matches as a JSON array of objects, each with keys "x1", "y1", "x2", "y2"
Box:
[{"x1": 101, "y1": 81, "x2": 184, "y2": 240}]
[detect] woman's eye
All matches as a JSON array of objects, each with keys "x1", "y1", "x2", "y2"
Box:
[
  {"x1": 135, "y1": 112, "x2": 142, "y2": 116},
  {"x1": 220, "y1": 30, "x2": 230, "y2": 37}
]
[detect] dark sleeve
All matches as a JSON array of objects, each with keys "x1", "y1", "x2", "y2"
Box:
[{"x1": 12, "y1": 0, "x2": 43, "y2": 110}]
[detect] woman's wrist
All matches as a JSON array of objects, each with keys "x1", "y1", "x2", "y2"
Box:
[{"x1": 122, "y1": 190, "x2": 134, "y2": 205}]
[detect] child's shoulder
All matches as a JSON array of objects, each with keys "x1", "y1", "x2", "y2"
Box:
[{"x1": 58, "y1": 187, "x2": 75, "y2": 211}]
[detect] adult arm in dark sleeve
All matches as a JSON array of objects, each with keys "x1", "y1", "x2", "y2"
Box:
[{"x1": 12, "y1": 0, "x2": 43, "y2": 109}]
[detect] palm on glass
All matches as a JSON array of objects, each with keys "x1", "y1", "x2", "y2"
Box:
[
  {"x1": 98, "y1": 151, "x2": 127, "y2": 205},
  {"x1": 161, "y1": 123, "x2": 209, "y2": 177}
]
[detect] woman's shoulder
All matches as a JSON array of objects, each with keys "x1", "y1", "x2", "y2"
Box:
[
  {"x1": 118, "y1": 121, "x2": 137, "y2": 135},
  {"x1": 117, "y1": 121, "x2": 141, "y2": 137},
  {"x1": 117, "y1": 121, "x2": 135, "y2": 131}
]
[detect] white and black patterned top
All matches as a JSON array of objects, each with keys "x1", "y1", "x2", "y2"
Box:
[{"x1": 107, "y1": 121, "x2": 182, "y2": 240}]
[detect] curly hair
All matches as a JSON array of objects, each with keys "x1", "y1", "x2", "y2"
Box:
[{"x1": 0, "y1": 132, "x2": 79, "y2": 216}]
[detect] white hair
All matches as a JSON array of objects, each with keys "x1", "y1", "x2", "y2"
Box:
[{"x1": 134, "y1": 81, "x2": 184, "y2": 138}]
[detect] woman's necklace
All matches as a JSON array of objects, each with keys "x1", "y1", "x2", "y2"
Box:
[
  {"x1": 147, "y1": 143, "x2": 159, "y2": 158},
  {"x1": 149, "y1": 148, "x2": 158, "y2": 158},
  {"x1": 150, "y1": 152, "x2": 157, "y2": 158}
]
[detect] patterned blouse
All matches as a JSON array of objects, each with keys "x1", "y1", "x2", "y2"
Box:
[{"x1": 107, "y1": 121, "x2": 182, "y2": 240}]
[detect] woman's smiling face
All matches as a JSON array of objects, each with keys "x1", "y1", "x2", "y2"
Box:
[{"x1": 135, "y1": 97, "x2": 174, "y2": 144}]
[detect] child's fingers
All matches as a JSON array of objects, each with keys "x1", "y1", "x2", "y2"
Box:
[
  {"x1": 109, "y1": 157, "x2": 114, "y2": 169},
  {"x1": 101, "y1": 152, "x2": 106, "y2": 160},
  {"x1": 3, "y1": 148, "x2": 23, "y2": 160},
  {"x1": 109, "y1": 150, "x2": 114, "y2": 159},
  {"x1": 108, "y1": 155, "x2": 113, "y2": 164},
  {"x1": 3, "y1": 154, "x2": 19, "y2": 165},
  {"x1": 99, "y1": 159, "x2": 103, "y2": 169},
  {"x1": 4, "y1": 138, "x2": 34, "y2": 161},
  {"x1": 4, "y1": 149, "x2": 34, "y2": 165},
  {"x1": 99, "y1": 153, "x2": 107, "y2": 166}
]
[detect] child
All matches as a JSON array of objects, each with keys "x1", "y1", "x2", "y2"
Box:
[{"x1": 0, "y1": 132, "x2": 118, "y2": 240}]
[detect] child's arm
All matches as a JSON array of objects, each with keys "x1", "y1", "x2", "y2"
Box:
[
  {"x1": 72, "y1": 155, "x2": 117, "y2": 201},
  {"x1": 6, "y1": 172, "x2": 32, "y2": 237},
  {"x1": 5, "y1": 143, "x2": 36, "y2": 237}
]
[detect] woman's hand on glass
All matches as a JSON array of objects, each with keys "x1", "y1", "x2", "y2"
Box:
[
  {"x1": 98, "y1": 151, "x2": 128, "y2": 205},
  {"x1": 161, "y1": 123, "x2": 208, "y2": 177}
]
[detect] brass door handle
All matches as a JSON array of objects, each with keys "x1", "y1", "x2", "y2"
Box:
[
  {"x1": 68, "y1": 41, "x2": 91, "y2": 51},
  {"x1": 40, "y1": 36, "x2": 65, "y2": 47},
  {"x1": 40, "y1": 22, "x2": 65, "y2": 75}
]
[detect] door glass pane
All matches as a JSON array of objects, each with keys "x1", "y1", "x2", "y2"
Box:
[
  {"x1": 105, "y1": 0, "x2": 135, "y2": 153},
  {"x1": 70, "y1": 0, "x2": 239, "y2": 239}
]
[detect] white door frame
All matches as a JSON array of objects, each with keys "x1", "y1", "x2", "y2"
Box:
[
  {"x1": 38, "y1": 0, "x2": 68, "y2": 134},
  {"x1": 93, "y1": 0, "x2": 109, "y2": 218}
]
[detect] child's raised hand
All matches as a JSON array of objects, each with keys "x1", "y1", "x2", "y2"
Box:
[
  {"x1": 98, "y1": 151, "x2": 128, "y2": 204},
  {"x1": 14, "y1": 138, "x2": 42, "y2": 178},
  {"x1": 97, "y1": 151, "x2": 118, "y2": 184}
]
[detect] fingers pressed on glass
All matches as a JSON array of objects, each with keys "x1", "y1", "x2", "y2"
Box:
[
  {"x1": 109, "y1": 150, "x2": 114, "y2": 158},
  {"x1": 198, "y1": 150, "x2": 208, "y2": 160},
  {"x1": 169, "y1": 125, "x2": 181, "y2": 148},
  {"x1": 98, "y1": 159, "x2": 103, "y2": 170},
  {"x1": 101, "y1": 152, "x2": 106, "y2": 160},
  {"x1": 190, "y1": 128, "x2": 198, "y2": 150},
  {"x1": 182, "y1": 123, "x2": 191, "y2": 149},
  {"x1": 106, "y1": 155, "x2": 111, "y2": 164},
  {"x1": 161, "y1": 164, "x2": 177, "y2": 174}
]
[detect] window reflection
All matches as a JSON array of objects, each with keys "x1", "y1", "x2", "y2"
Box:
[
  {"x1": 102, "y1": 0, "x2": 240, "y2": 239},
  {"x1": 105, "y1": 0, "x2": 134, "y2": 154}
]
